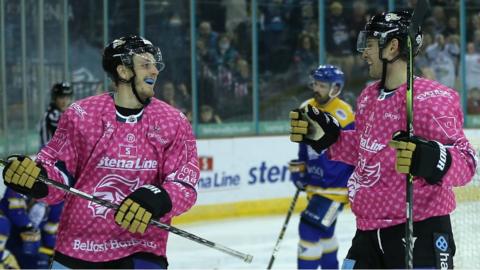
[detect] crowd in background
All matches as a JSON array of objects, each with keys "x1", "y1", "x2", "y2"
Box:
[
  {"x1": 3, "y1": 0, "x2": 480, "y2": 141},
  {"x1": 147, "y1": 0, "x2": 480, "y2": 121}
]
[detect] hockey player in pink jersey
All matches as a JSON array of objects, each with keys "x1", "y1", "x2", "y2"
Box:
[
  {"x1": 290, "y1": 10, "x2": 476, "y2": 269},
  {"x1": 2, "y1": 35, "x2": 199, "y2": 269}
]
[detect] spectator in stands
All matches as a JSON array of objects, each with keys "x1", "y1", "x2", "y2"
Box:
[
  {"x1": 223, "y1": 58, "x2": 253, "y2": 122},
  {"x1": 198, "y1": 21, "x2": 219, "y2": 51},
  {"x1": 325, "y1": 1, "x2": 355, "y2": 79},
  {"x1": 196, "y1": 39, "x2": 219, "y2": 114},
  {"x1": 466, "y1": 42, "x2": 480, "y2": 91},
  {"x1": 444, "y1": 16, "x2": 459, "y2": 37},
  {"x1": 259, "y1": 0, "x2": 293, "y2": 73},
  {"x1": 349, "y1": 0, "x2": 370, "y2": 41},
  {"x1": 160, "y1": 81, "x2": 190, "y2": 115},
  {"x1": 176, "y1": 82, "x2": 192, "y2": 108},
  {"x1": 198, "y1": 0, "x2": 226, "y2": 32},
  {"x1": 467, "y1": 87, "x2": 480, "y2": 114},
  {"x1": 350, "y1": 0, "x2": 370, "y2": 49},
  {"x1": 431, "y1": 5, "x2": 447, "y2": 35},
  {"x1": 224, "y1": 0, "x2": 248, "y2": 33},
  {"x1": 210, "y1": 33, "x2": 239, "y2": 71},
  {"x1": 200, "y1": 105, "x2": 222, "y2": 124},
  {"x1": 473, "y1": 29, "x2": 480, "y2": 53},
  {"x1": 297, "y1": 0, "x2": 316, "y2": 33},
  {"x1": 425, "y1": 33, "x2": 458, "y2": 88},
  {"x1": 293, "y1": 33, "x2": 318, "y2": 82},
  {"x1": 232, "y1": 58, "x2": 251, "y2": 99},
  {"x1": 423, "y1": 17, "x2": 438, "y2": 39}
]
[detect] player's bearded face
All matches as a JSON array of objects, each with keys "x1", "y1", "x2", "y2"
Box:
[
  {"x1": 362, "y1": 39, "x2": 382, "y2": 79},
  {"x1": 312, "y1": 81, "x2": 331, "y2": 105},
  {"x1": 132, "y1": 53, "x2": 159, "y2": 99}
]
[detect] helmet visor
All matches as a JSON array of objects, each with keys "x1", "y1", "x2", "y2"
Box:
[
  {"x1": 356, "y1": 30, "x2": 369, "y2": 53},
  {"x1": 115, "y1": 46, "x2": 165, "y2": 72},
  {"x1": 133, "y1": 52, "x2": 165, "y2": 72}
]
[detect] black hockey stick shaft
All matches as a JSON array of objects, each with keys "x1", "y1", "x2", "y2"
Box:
[
  {"x1": 267, "y1": 188, "x2": 301, "y2": 270},
  {"x1": 0, "y1": 159, "x2": 253, "y2": 263},
  {"x1": 405, "y1": 1, "x2": 430, "y2": 268}
]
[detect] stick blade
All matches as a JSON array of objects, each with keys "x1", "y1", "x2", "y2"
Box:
[{"x1": 409, "y1": 0, "x2": 431, "y2": 38}]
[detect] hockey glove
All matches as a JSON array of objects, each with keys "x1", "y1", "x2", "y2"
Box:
[
  {"x1": 2, "y1": 155, "x2": 48, "y2": 198},
  {"x1": 115, "y1": 185, "x2": 172, "y2": 234},
  {"x1": 289, "y1": 160, "x2": 307, "y2": 190},
  {"x1": 20, "y1": 225, "x2": 41, "y2": 255},
  {"x1": 388, "y1": 131, "x2": 452, "y2": 185},
  {"x1": 289, "y1": 105, "x2": 340, "y2": 152}
]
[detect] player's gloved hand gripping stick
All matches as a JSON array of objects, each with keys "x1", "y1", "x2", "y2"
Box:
[{"x1": 0, "y1": 156, "x2": 253, "y2": 263}]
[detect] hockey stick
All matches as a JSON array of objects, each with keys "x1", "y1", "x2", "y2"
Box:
[
  {"x1": 267, "y1": 188, "x2": 301, "y2": 270},
  {"x1": 405, "y1": 1, "x2": 430, "y2": 268},
  {"x1": 0, "y1": 159, "x2": 253, "y2": 263}
]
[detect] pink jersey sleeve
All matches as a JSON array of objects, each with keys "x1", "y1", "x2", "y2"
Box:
[
  {"x1": 412, "y1": 81, "x2": 477, "y2": 187},
  {"x1": 36, "y1": 108, "x2": 80, "y2": 205},
  {"x1": 329, "y1": 129, "x2": 359, "y2": 166},
  {"x1": 160, "y1": 114, "x2": 199, "y2": 220}
]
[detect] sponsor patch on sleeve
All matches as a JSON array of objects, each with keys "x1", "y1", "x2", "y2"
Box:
[
  {"x1": 335, "y1": 109, "x2": 347, "y2": 121},
  {"x1": 175, "y1": 162, "x2": 199, "y2": 187},
  {"x1": 46, "y1": 128, "x2": 68, "y2": 153},
  {"x1": 433, "y1": 116, "x2": 457, "y2": 138}
]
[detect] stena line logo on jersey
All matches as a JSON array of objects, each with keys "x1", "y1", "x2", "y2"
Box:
[{"x1": 97, "y1": 156, "x2": 158, "y2": 171}]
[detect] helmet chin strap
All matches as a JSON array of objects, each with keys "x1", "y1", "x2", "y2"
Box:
[
  {"x1": 118, "y1": 70, "x2": 149, "y2": 106},
  {"x1": 379, "y1": 48, "x2": 402, "y2": 90},
  {"x1": 130, "y1": 77, "x2": 149, "y2": 106}
]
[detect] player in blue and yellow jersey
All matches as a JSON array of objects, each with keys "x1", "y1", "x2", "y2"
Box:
[
  {"x1": 0, "y1": 187, "x2": 63, "y2": 269},
  {"x1": 0, "y1": 208, "x2": 20, "y2": 269},
  {"x1": 289, "y1": 65, "x2": 354, "y2": 269}
]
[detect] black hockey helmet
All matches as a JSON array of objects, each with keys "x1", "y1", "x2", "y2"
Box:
[
  {"x1": 357, "y1": 10, "x2": 423, "y2": 59},
  {"x1": 51, "y1": 82, "x2": 73, "y2": 100},
  {"x1": 102, "y1": 35, "x2": 165, "y2": 83}
]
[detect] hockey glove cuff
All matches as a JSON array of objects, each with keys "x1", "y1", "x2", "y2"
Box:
[
  {"x1": 388, "y1": 131, "x2": 452, "y2": 185},
  {"x1": 289, "y1": 160, "x2": 307, "y2": 190},
  {"x1": 2, "y1": 155, "x2": 48, "y2": 198},
  {"x1": 115, "y1": 185, "x2": 172, "y2": 234},
  {"x1": 20, "y1": 225, "x2": 41, "y2": 255},
  {"x1": 289, "y1": 105, "x2": 340, "y2": 152}
]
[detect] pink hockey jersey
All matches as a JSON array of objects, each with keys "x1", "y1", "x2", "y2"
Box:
[
  {"x1": 329, "y1": 77, "x2": 477, "y2": 230},
  {"x1": 36, "y1": 93, "x2": 199, "y2": 262}
]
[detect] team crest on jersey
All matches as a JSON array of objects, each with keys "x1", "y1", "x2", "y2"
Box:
[
  {"x1": 347, "y1": 158, "x2": 381, "y2": 201},
  {"x1": 385, "y1": 13, "x2": 401, "y2": 21},
  {"x1": 112, "y1": 39, "x2": 126, "y2": 48},
  {"x1": 88, "y1": 174, "x2": 140, "y2": 219},
  {"x1": 434, "y1": 116, "x2": 457, "y2": 138}
]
